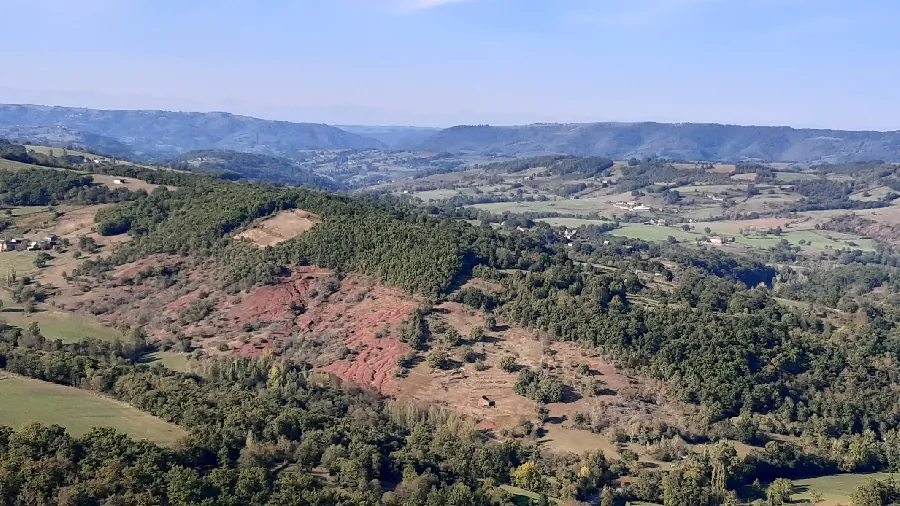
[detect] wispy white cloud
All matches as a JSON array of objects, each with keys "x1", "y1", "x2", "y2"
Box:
[{"x1": 391, "y1": 0, "x2": 480, "y2": 13}]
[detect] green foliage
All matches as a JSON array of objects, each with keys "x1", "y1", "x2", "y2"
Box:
[
  {"x1": 0, "y1": 168, "x2": 124, "y2": 206},
  {"x1": 500, "y1": 356, "x2": 519, "y2": 373},
  {"x1": 767, "y1": 478, "x2": 793, "y2": 505},
  {"x1": 426, "y1": 349, "x2": 450, "y2": 370},
  {"x1": 0, "y1": 325, "x2": 556, "y2": 505},
  {"x1": 776, "y1": 263, "x2": 898, "y2": 308},
  {"x1": 33, "y1": 252, "x2": 51, "y2": 268},
  {"x1": 514, "y1": 368, "x2": 563, "y2": 404},
  {"x1": 398, "y1": 309, "x2": 430, "y2": 350},
  {"x1": 851, "y1": 476, "x2": 900, "y2": 506}
]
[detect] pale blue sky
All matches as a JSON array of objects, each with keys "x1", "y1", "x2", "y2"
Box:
[{"x1": 1, "y1": 0, "x2": 898, "y2": 129}]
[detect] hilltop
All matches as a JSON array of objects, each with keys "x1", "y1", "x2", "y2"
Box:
[
  {"x1": 408, "y1": 122, "x2": 900, "y2": 163},
  {"x1": 0, "y1": 104, "x2": 385, "y2": 160}
]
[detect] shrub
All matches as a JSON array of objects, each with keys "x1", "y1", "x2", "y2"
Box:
[
  {"x1": 500, "y1": 355, "x2": 519, "y2": 373},
  {"x1": 514, "y1": 368, "x2": 563, "y2": 403}
]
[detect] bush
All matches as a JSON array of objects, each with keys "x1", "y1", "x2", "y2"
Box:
[
  {"x1": 427, "y1": 350, "x2": 449, "y2": 370},
  {"x1": 514, "y1": 368, "x2": 563, "y2": 403},
  {"x1": 500, "y1": 355, "x2": 519, "y2": 373}
]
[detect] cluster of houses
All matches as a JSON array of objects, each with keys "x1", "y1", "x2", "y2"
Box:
[
  {"x1": 613, "y1": 201, "x2": 652, "y2": 212},
  {"x1": 709, "y1": 235, "x2": 736, "y2": 245},
  {"x1": 0, "y1": 235, "x2": 58, "y2": 252}
]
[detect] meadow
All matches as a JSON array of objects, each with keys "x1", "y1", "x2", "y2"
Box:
[
  {"x1": 775, "y1": 171, "x2": 819, "y2": 182},
  {"x1": 792, "y1": 473, "x2": 896, "y2": 505},
  {"x1": 0, "y1": 305, "x2": 123, "y2": 343},
  {"x1": 0, "y1": 373, "x2": 186, "y2": 445},
  {"x1": 142, "y1": 351, "x2": 194, "y2": 373},
  {"x1": 609, "y1": 223, "x2": 699, "y2": 242},
  {"x1": 0, "y1": 250, "x2": 39, "y2": 277},
  {"x1": 471, "y1": 197, "x2": 618, "y2": 215}
]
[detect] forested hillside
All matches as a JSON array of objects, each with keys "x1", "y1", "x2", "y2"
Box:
[
  {"x1": 169, "y1": 149, "x2": 339, "y2": 189},
  {"x1": 0, "y1": 104, "x2": 385, "y2": 160},
  {"x1": 410, "y1": 122, "x2": 900, "y2": 162},
  {"x1": 3, "y1": 148, "x2": 900, "y2": 504}
]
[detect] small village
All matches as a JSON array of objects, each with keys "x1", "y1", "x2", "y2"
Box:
[{"x1": 0, "y1": 234, "x2": 58, "y2": 252}]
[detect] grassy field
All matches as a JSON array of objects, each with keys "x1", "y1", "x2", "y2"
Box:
[
  {"x1": 609, "y1": 224, "x2": 699, "y2": 242},
  {"x1": 2, "y1": 206, "x2": 52, "y2": 216},
  {"x1": 0, "y1": 251, "x2": 40, "y2": 277},
  {"x1": 471, "y1": 197, "x2": 617, "y2": 215},
  {"x1": 0, "y1": 159, "x2": 42, "y2": 172},
  {"x1": 674, "y1": 184, "x2": 744, "y2": 194},
  {"x1": 792, "y1": 473, "x2": 896, "y2": 505},
  {"x1": 408, "y1": 189, "x2": 464, "y2": 201},
  {"x1": 0, "y1": 373, "x2": 186, "y2": 445},
  {"x1": 727, "y1": 230, "x2": 876, "y2": 251},
  {"x1": 775, "y1": 171, "x2": 818, "y2": 182},
  {"x1": 537, "y1": 217, "x2": 610, "y2": 227},
  {"x1": 26, "y1": 145, "x2": 98, "y2": 159},
  {"x1": 0, "y1": 306, "x2": 122, "y2": 343},
  {"x1": 500, "y1": 486, "x2": 563, "y2": 505},
  {"x1": 143, "y1": 351, "x2": 194, "y2": 373}
]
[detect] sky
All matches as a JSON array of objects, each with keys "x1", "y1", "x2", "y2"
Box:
[{"x1": 1, "y1": 0, "x2": 898, "y2": 130}]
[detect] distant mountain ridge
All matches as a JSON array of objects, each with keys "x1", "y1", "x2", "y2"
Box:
[
  {"x1": 0, "y1": 104, "x2": 385, "y2": 160},
  {"x1": 335, "y1": 125, "x2": 441, "y2": 149},
  {"x1": 409, "y1": 123, "x2": 900, "y2": 163},
  {"x1": 2, "y1": 104, "x2": 900, "y2": 163}
]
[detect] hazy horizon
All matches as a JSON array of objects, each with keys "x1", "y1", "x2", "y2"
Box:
[
  {"x1": 4, "y1": 98, "x2": 900, "y2": 134},
  {"x1": 2, "y1": 0, "x2": 898, "y2": 130}
]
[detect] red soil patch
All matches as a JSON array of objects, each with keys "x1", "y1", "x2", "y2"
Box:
[
  {"x1": 315, "y1": 278, "x2": 419, "y2": 393},
  {"x1": 227, "y1": 266, "x2": 330, "y2": 326}
]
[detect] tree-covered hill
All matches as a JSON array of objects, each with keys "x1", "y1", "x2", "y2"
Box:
[
  {"x1": 0, "y1": 104, "x2": 386, "y2": 160},
  {"x1": 409, "y1": 122, "x2": 900, "y2": 163},
  {"x1": 169, "y1": 149, "x2": 339, "y2": 190},
  {"x1": 0, "y1": 124, "x2": 137, "y2": 159}
]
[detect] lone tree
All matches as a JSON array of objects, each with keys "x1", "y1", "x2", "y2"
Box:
[{"x1": 484, "y1": 313, "x2": 496, "y2": 331}]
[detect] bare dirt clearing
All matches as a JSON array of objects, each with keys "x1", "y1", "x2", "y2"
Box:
[
  {"x1": 392, "y1": 302, "x2": 677, "y2": 456},
  {"x1": 236, "y1": 209, "x2": 321, "y2": 247}
]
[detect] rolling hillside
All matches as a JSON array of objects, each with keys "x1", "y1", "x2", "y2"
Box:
[
  {"x1": 0, "y1": 104, "x2": 385, "y2": 160},
  {"x1": 170, "y1": 149, "x2": 339, "y2": 189},
  {"x1": 409, "y1": 122, "x2": 900, "y2": 162}
]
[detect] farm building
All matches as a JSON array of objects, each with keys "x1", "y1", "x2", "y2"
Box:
[
  {"x1": 709, "y1": 236, "x2": 736, "y2": 245},
  {"x1": 113, "y1": 179, "x2": 126, "y2": 184},
  {"x1": 0, "y1": 239, "x2": 24, "y2": 252}
]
